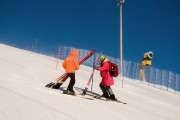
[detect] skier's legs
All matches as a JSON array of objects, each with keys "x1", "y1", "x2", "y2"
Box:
[
  {"x1": 99, "y1": 82, "x2": 106, "y2": 93},
  {"x1": 99, "y1": 83, "x2": 109, "y2": 98},
  {"x1": 106, "y1": 86, "x2": 116, "y2": 100},
  {"x1": 67, "y1": 73, "x2": 75, "y2": 92}
]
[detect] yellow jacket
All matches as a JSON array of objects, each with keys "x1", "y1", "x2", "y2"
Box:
[{"x1": 141, "y1": 54, "x2": 152, "y2": 66}]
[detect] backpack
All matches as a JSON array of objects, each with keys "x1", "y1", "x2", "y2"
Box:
[{"x1": 108, "y1": 62, "x2": 119, "y2": 77}]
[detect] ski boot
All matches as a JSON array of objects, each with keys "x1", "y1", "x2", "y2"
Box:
[
  {"x1": 52, "y1": 83, "x2": 61, "y2": 89},
  {"x1": 108, "y1": 94, "x2": 117, "y2": 101},
  {"x1": 101, "y1": 92, "x2": 110, "y2": 99},
  {"x1": 63, "y1": 89, "x2": 76, "y2": 96}
]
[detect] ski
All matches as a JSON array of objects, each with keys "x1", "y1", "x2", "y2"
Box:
[
  {"x1": 107, "y1": 99, "x2": 127, "y2": 104},
  {"x1": 62, "y1": 90, "x2": 76, "y2": 96},
  {"x1": 45, "y1": 73, "x2": 67, "y2": 88},
  {"x1": 92, "y1": 95, "x2": 127, "y2": 104},
  {"x1": 61, "y1": 89, "x2": 94, "y2": 100},
  {"x1": 45, "y1": 82, "x2": 55, "y2": 87},
  {"x1": 62, "y1": 93, "x2": 94, "y2": 100},
  {"x1": 45, "y1": 49, "x2": 95, "y2": 88}
]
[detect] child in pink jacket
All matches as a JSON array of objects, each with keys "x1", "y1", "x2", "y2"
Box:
[{"x1": 94, "y1": 54, "x2": 116, "y2": 100}]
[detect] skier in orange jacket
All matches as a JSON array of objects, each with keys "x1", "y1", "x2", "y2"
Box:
[{"x1": 62, "y1": 49, "x2": 79, "y2": 95}]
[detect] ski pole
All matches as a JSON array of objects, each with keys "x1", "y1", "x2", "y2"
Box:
[
  {"x1": 90, "y1": 53, "x2": 96, "y2": 93},
  {"x1": 82, "y1": 51, "x2": 102, "y2": 95}
]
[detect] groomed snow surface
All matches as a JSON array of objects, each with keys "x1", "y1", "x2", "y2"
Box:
[{"x1": 0, "y1": 44, "x2": 180, "y2": 120}]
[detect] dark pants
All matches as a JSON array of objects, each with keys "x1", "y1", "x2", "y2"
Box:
[
  {"x1": 99, "y1": 82, "x2": 114, "y2": 96},
  {"x1": 67, "y1": 73, "x2": 75, "y2": 91}
]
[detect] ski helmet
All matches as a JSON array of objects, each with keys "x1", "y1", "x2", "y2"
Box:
[{"x1": 99, "y1": 54, "x2": 105, "y2": 59}]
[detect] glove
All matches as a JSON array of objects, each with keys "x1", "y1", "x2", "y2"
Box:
[{"x1": 93, "y1": 65, "x2": 99, "y2": 70}]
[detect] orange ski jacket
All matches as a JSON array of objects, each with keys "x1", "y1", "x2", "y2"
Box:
[{"x1": 62, "y1": 49, "x2": 79, "y2": 73}]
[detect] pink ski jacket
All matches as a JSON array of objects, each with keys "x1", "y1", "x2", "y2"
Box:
[{"x1": 98, "y1": 59, "x2": 114, "y2": 86}]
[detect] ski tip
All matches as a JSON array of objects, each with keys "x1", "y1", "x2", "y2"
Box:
[
  {"x1": 121, "y1": 102, "x2": 127, "y2": 104},
  {"x1": 82, "y1": 97, "x2": 94, "y2": 100},
  {"x1": 45, "y1": 83, "x2": 51, "y2": 87},
  {"x1": 45, "y1": 82, "x2": 55, "y2": 88},
  {"x1": 114, "y1": 100, "x2": 127, "y2": 104}
]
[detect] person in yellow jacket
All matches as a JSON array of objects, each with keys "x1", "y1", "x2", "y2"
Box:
[
  {"x1": 139, "y1": 51, "x2": 153, "y2": 81},
  {"x1": 62, "y1": 49, "x2": 79, "y2": 95}
]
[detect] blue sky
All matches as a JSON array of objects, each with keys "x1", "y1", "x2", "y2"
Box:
[{"x1": 0, "y1": 0, "x2": 180, "y2": 73}]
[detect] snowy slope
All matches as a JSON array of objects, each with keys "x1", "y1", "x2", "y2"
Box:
[{"x1": 0, "y1": 44, "x2": 180, "y2": 120}]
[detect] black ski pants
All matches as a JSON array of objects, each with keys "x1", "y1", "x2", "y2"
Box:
[
  {"x1": 99, "y1": 82, "x2": 114, "y2": 95},
  {"x1": 67, "y1": 73, "x2": 75, "y2": 91}
]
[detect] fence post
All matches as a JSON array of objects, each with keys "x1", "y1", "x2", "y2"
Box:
[
  {"x1": 167, "y1": 71, "x2": 170, "y2": 92},
  {"x1": 148, "y1": 67, "x2": 150, "y2": 86},
  {"x1": 134, "y1": 63, "x2": 137, "y2": 80},
  {"x1": 175, "y1": 73, "x2": 177, "y2": 94},
  {"x1": 160, "y1": 70, "x2": 163, "y2": 90},
  {"x1": 127, "y1": 61, "x2": 130, "y2": 78},
  {"x1": 154, "y1": 68, "x2": 156, "y2": 88}
]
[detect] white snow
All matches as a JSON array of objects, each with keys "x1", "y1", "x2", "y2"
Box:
[{"x1": 0, "y1": 44, "x2": 180, "y2": 120}]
